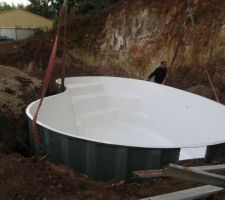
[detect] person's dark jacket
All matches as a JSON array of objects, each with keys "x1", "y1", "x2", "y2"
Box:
[{"x1": 148, "y1": 66, "x2": 167, "y2": 84}]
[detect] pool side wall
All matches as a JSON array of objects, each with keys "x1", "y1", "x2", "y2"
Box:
[
  {"x1": 206, "y1": 143, "x2": 225, "y2": 162},
  {"x1": 28, "y1": 119, "x2": 180, "y2": 181}
]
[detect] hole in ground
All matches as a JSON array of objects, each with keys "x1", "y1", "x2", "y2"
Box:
[{"x1": 0, "y1": 112, "x2": 31, "y2": 157}]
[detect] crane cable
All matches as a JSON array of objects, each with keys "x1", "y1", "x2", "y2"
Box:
[
  {"x1": 170, "y1": 0, "x2": 219, "y2": 102},
  {"x1": 32, "y1": 1, "x2": 68, "y2": 154},
  {"x1": 189, "y1": 0, "x2": 220, "y2": 102},
  {"x1": 204, "y1": 63, "x2": 220, "y2": 102},
  {"x1": 170, "y1": 0, "x2": 193, "y2": 68}
]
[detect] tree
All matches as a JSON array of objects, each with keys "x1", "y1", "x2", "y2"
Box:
[
  {"x1": 16, "y1": 4, "x2": 26, "y2": 9},
  {"x1": 0, "y1": 2, "x2": 15, "y2": 11},
  {"x1": 26, "y1": 0, "x2": 120, "y2": 19},
  {"x1": 77, "y1": 0, "x2": 120, "y2": 14},
  {"x1": 0, "y1": 2, "x2": 26, "y2": 11},
  {"x1": 26, "y1": 0, "x2": 77, "y2": 19},
  {"x1": 26, "y1": 0, "x2": 56, "y2": 19}
]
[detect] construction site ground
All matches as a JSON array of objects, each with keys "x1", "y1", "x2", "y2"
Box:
[
  {"x1": 1, "y1": 1, "x2": 225, "y2": 197},
  {"x1": 1, "y1": 61, "x2": 225, "y2": 200},
  {"x1": 0, "y1": 153, "x2": 225, "y2": 200}
]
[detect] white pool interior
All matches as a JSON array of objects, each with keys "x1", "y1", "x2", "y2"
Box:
[{"x1": 26, "y1": 77, "x2": 225, "y2": 161}]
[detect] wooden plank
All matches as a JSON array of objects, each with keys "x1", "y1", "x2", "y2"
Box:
[
  {"x1": 133, "y1": 164, "x2": 225, "y2": 180},
  {"x1": 141, "y1": 185, "x2": 224, "y2": 200},
  {"x1": 164, "y1": 164, "x2": 225, "y2": 187},
  {"x1": 133, "y1": 169, "x2": 163, "y2": 179},
  {"x1": 191, "y1": 164, "x2": 225, "y2": 172}
]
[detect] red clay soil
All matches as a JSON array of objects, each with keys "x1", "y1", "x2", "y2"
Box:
[
  {"x1": 0, "y1": 0, "x2": 224, "y2": 86},
  {"x1": 0, "y1": 32, "x2": 53, "y2": 72},
  {"x1": 2, "y1": 153, "x2": 225, "y2": 200}
]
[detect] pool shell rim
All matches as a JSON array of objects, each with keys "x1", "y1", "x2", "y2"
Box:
[{"x1": 26, "y1": 76, "x2": 225, "y2": 149}]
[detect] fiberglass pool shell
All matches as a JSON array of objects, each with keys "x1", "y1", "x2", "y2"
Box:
[{"x1": 26, "y1": 76, "x2": 225, "y2": 180}]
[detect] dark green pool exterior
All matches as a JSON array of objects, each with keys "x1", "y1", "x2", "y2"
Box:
[
  {"x1": 29, "y1": 120, "x2": 225, "y2": 181},
  {"x1": 206, "y1": 143, "x2": 225, "y2": 162},
  {"x1": 28, "y1": 120, "x2": 181, "y2": 181}
]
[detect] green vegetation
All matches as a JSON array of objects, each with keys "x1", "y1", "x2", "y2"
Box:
[
  {"x1": 0, "y1": 2, "x2": 25, "y2": 11},
  {"x1": 26, "y1": 0, "x2": 120, "y2": 19},
  {"x1": 0, "y1": 0, "x2": 120, "y2": 19}
]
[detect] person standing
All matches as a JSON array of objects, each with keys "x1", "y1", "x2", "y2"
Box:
[{"x1": 147, "y1": 61, "x2": 168, "y2": 84}]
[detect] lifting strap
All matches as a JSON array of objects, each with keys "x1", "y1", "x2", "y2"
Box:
[
  {"x1": 32, "y1": 4, "x2": 67, "y2": 154},
  {"x1": 61, "y1": 0, "x2": 68, "y2": 90},
  {"x1": 61, "y1": 8, "x2": 67, "y2": 90},
  {"x1": 204, "y1": 63, "x2": 220, "y2": 102}
]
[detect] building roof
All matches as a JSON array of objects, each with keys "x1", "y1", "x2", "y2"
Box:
[{"x1": 0, "y1": 9, "x2": 53, "y2": 30}]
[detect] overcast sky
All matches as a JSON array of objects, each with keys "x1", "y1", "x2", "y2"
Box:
[{"x1": 1, "y1": 0, "x2": 29, "y2": 5}]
